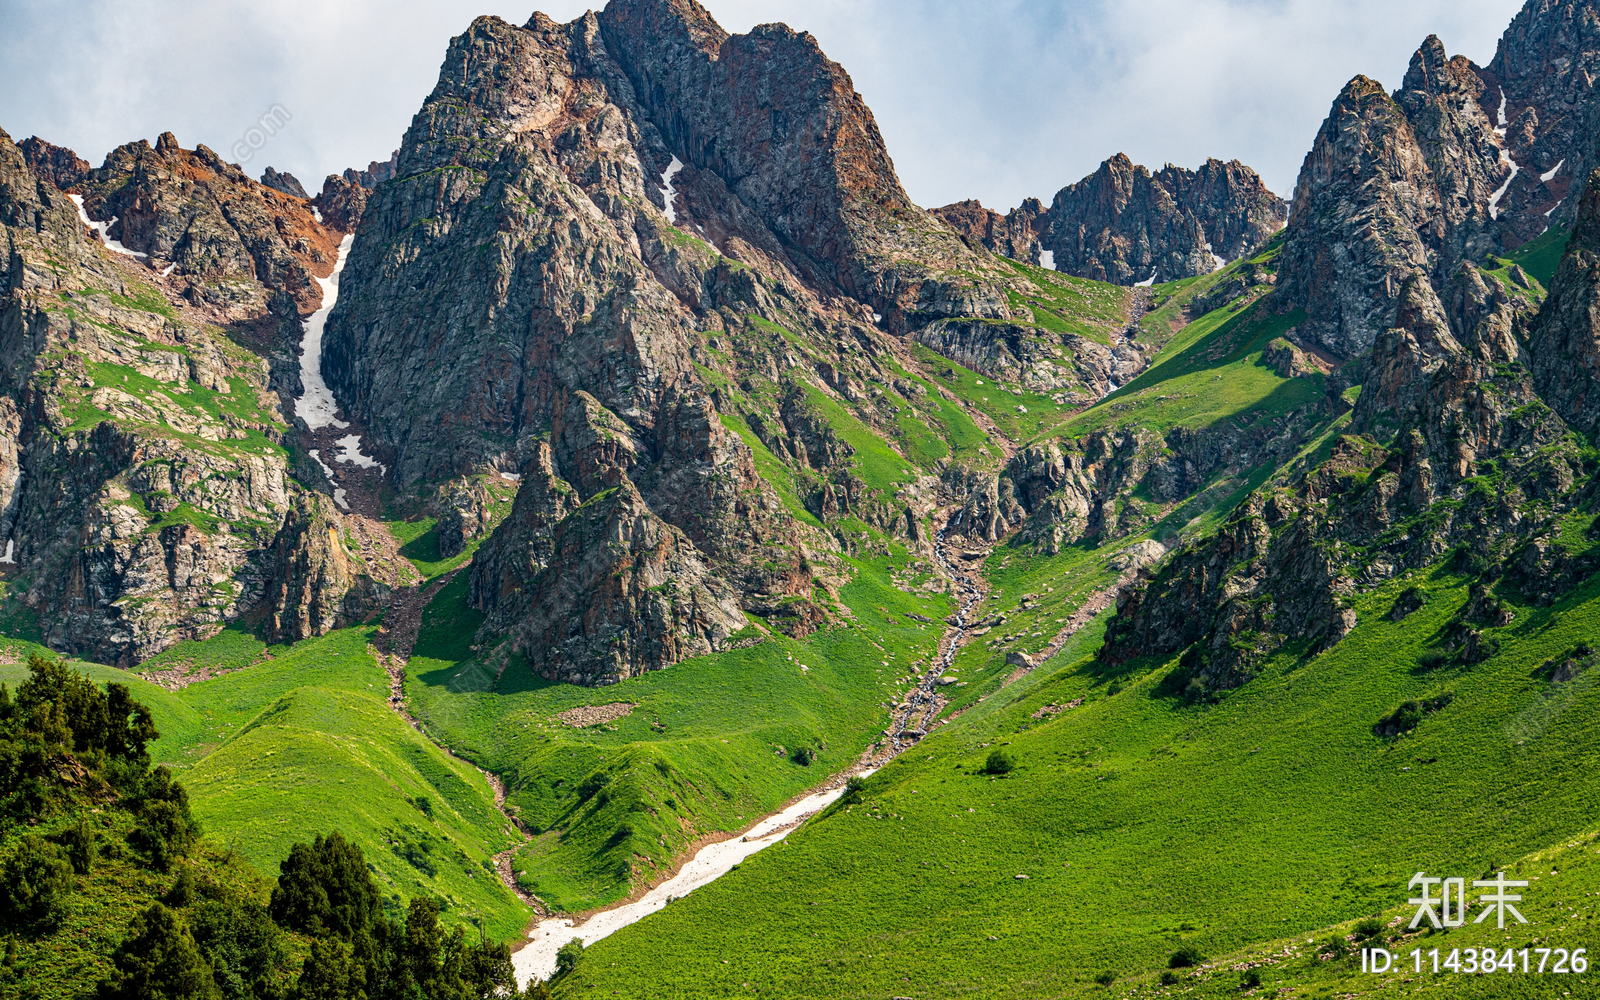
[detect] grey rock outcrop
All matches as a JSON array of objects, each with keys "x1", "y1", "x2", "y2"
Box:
[
  {"x1": 260, "y1": 167, "x2": 310, "y2": 200},
  {"x1": 1039, "y1": 154, "x2": 1287, "y2": 284}
]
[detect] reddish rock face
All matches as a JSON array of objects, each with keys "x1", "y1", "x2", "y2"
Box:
[
  {"x1": 17, "y1": 136, "x2": 91, "y2": 192},
  {"x1": 77, "y1": 132, "x2": 338, "y2": 313},
  {"x1": 596, "y1": 0, "x2": 988, "y2": 315},
  {"x1": 930, "y1": 199, "x2": 1045, "y2": 263},
  {"x1": 1485, "y1": 0, "x2": 1600, "y2": 234}
]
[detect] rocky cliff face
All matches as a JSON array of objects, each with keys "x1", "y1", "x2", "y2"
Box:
[
  {"x1": 76, "y1": 133, "x2": 336, "y2": 314},
  {"x1": 1101, "y1": 252, "x2": 1568, "y2": 691},
  {"x1": 1484, "y1": 0, "x2": 1600, "y2": 237},
  {"x1": 1528, "y1": 170, "x2": 1600, "y2": 434},
  {"x1": 0, "y1": 126, "x2": 379, "y2": 666},
  {"x1": 1278, "y1": 38, "x2": 1508, "y2": 359},
  {"x1": 929, "y1": 199, "x2": 1044, "y2": 264},
  {"x1": 259, "y1": 167, "x2": 309, "y2": 200},
  {"x1": 1040, "y1": 155, "x2": 1287, "y2": 285},
  {"x1": 18, "y1": 137, "x2": 90, "y2": 192},
  {"x1": 936, "y1": 156, "x2": 1287, "y2": 285}
]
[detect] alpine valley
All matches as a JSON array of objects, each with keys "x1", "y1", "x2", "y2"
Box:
[{"x1": 3, "y1": 0, "x2": 1600, "y2": 997}]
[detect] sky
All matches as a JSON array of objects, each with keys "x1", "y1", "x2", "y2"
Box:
[{"x1": 0, "y1": 0, "x2": 1528, "y2": 212}]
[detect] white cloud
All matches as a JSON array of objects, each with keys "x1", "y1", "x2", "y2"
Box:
[{"x1": 0, "y1": 0, "x2": 1527, "y2": 209}]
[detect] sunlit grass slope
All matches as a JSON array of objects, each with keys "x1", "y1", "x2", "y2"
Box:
[{"x1": 555, "y1": 560, "x2": 1600, "y2": 998}]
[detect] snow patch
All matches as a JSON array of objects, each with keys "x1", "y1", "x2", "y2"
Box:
[
  {"x1": 160, "y1": 263, "x2": 177, "y2": 278},
  {"x1": 1203, "y1": 241, "x2": 1226, "y2": 272},
  {"x1": 69, "y1": 194, "x2": 148, "y2": 259},
  {"x1": 293, "y1": 235, "x2": 355, "y2": 431},
  {"x1": 1039, "y1": 249, "x2": 1056, "y2": 270},
  {"x1": 1541, "y1": 158, "x2": 1565, "y2": 183},
  {"x1": 0, "y1": 539, "x2": 14, "y2": 564},
  {"x1": 332, "y1": 433, "x2": 385, "y2": 476},
  {"x1": 1488, "y1": 145, "x2": 1520, "y2": 221},
  {"x1": 1134, "y1": 271, "x2": 1156, "y2": 288},
  {"x1": 512, "y1": 769, "x2": 876, "y2": 987},
  {"x1": 312, "y1": 205, "x2": 323, "y2": 224},
  {"x1": 1496, "y1": 87, "x2": 1509, "y2": 130},
  {"x1": 499, "y1": 472, "x2": 521, "y2": 482},
  {"x1": 660, "y1": 156, "x2": 684, "y2": 224}
]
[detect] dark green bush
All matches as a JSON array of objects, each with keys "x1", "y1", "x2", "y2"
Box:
[
  {"x1": 1169, "y1": 945, "x2": 1204, "y2": 968},
  {"x1": 554, "y1": 937, "x2": 584, "y2": 979},
  {"x1": 2, "y1": 835, "x2": 74, "y2": 925},
  {"x1": 96, "y1": 903, "x2": 218, "y2": 1000},
  {"x1": 1353, "y1": 917, "x2": 1384, "y2": 939},
  {"x1": 289, "y1": 935, "x2": 363, "y2": 1000},
  {"x1": 62, "y1": 817, "x2": 97, "y2": 875},
  {"x1": 269, "y1": 831, "x2": 383, "y2": 941},
  {"x1": 984, "y1": 749, "x2": 1015, "y2": 775},
  {"x1": 1240, "y1": 968, "x2": 1261, "y2": 989},
  {"x1": 1160, "y1": 970, "x2": 1179, "y2": 985},
  {"x1": 1093, "y1": 969, "x2": 1115, "y2": 985},
  {"x1": 189, "y1": 898, "x2": 288, "y2": 1000}
]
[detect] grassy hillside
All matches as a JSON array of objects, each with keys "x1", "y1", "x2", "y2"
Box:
[
  {"x1": 404, "y1": 558, "x2": 953, "y2": 913},
  {"x1": 552, "y1": 559, "x2": 1600, "y2": 997},
  {"x1": 6, "y1": 625, "x2": 533, "y2": 941}
]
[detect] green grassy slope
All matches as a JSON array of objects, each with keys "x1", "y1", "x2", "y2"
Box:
[
  {"x1": 403, "y1": 559, "x2": 953, "y2": 913},
  {"x1": 554, "y1": 558, "x2": 1600, "y2": 998},
  {"x1": 13, "y1": 625, "x2": 533, "y2": 940},
  {"x1": 173, "y1": 626, "x2": 528, "y2": 938}
]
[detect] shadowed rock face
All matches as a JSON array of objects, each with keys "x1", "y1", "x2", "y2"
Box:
[
  {"x1": 597, "y1": 0, "x2": 985, "y2": 311},
  {"x1": 1486, "y1": 0, "x2": 1600, "y2": 235},
  {"x1": 260, "y1": 167, "x2": 310, "y2": 200},
  {"x1": 1039, "y1": 154, "x2": 1287, "y2": 285},
  {"x1": 1530, "y1": 170, "x2": 1600, "y2": 434}
]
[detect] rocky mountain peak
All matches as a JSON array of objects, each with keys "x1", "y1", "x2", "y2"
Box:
[
  {"x1": 1038, "y1": 152, "x2": 1285, "y2": 285},
  {"x1": 17, "y1": 135, "x2": 90, "y2": 192},
  {"x1": 77, "y1": 133, "x2": 338, "y2": 314}
]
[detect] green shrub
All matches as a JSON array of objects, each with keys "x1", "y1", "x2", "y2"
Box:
[
  {"x1": 791, "y1": 745, "x2": 817, "y2": 766},
  {"x1": 985, "y1": 749, "x2": 1015, "y2": 775},
  {"x1": 554, "y1": 937, "x2": 584, "y2": 979},
  {"x1": 2, "y1": 835, "x2": 74, "y2": 925},
  {"x1": 1352, "y1": 917, "x2": 1384, "y2": 939},
  {"x1": 1415, "y1": 650, "x2": 1451, "y2": 671},
  {"x1": 289, "y1": 936, "x2": 363, "y2": 1000},
  {"x1": 63, "y1": 816, "x2": 97, "y2": 875},
  {"x1": 97, "y1": 903, "x2": 219, "y2": 1000},
  {"x1": 269, "y1": 831, "x2": 383, "y2": 940},
  {"x1": 1169, "y1": 945, "x2": 1204, "y2": 968},
  {"x1": 1240, "y1": 968, "x2": 1262, "y2": 989},
  {"x1": 1093, "y1": 969, "x2": 1116, "y2": 985},
  {"x1": 189, "y1": 899, "x2": 288, "y2": 1000},
  {"x1": 1160, "y1": 970, "x2": 1179, "y2": 985}
]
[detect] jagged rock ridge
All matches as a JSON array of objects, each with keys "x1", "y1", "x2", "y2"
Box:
[{"x1": 933, "y1": 155, "x2": 1287, "y2": 285}]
